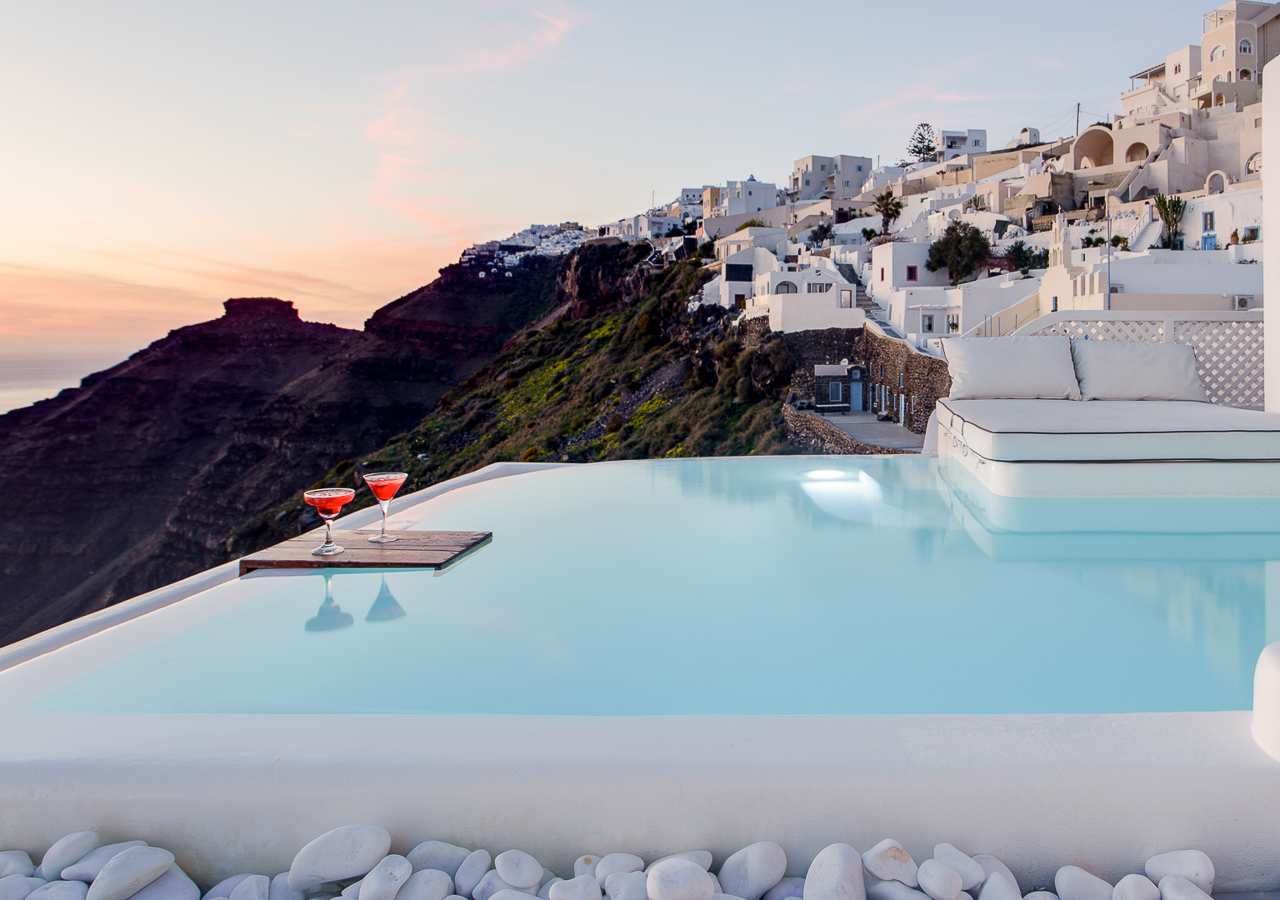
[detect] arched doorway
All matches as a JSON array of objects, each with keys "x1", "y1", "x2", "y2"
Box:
[
  {"x1": 775, "y1": 281, "x2": 797, "y2": 294},
  {"x1": 1125, "y1": 143, "x2": 1150, "y2": 163},
  {"x1": 1072, "y1": 127, "x2": 1114, "y2": 169}
]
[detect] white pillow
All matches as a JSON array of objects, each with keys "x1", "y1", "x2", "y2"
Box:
[
  {"x1": 1071, "y1": 340, "x2": 1208, "y2": 402},
  {"x1": 942, "y1": 335, "x2": 1081, "y2": 400}
]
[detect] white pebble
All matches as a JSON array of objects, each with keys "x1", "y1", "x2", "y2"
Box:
[
  {"x1": 975, "y1": 875, "x2": 1018, "y2": 900},
  {"x1": 1055, "y1": 868, "x2": 1110, "y2": 900},
  {"x1": 574, "y1": 863, "x2": 601, "y2": 883},
  {"x1": 540, "y1": 874, "x2": 557, "y2": 892},
  {"x1": 341, "y1": 882, "x2": 362, "y2": 899},
  {"x1": 268, "y1": 875, "x2": 302, "y2": 900},
  {"x1": 550, "y1": 877, "x2": 602, "y2": 900},
  {"x1": 205, "y1": 876, "x2": 252, "y2": 900},
  {"x1": 930, "y1": 850, "x2": 980, "y2": 895},
  {"x1": 761, "y1": 881, "x2": 803, "y2": 900},
  {"x1": 718, "y1": 844, "x2": 785, "y2": 900},
  {"x1": 603, "y1": 873, "x2": 646, "y2": 900},
  {"x1": 86, "y1": 847, "x2": 174, "y2": 900},
  {"x1": 0, "y1": 877, "x2": 33, "y2": 900},
  {"x1": 970, "y1": 861, "x2": 1014, "y2": 898},
  {"x1": 288, "y1": 828, "x2": 391, "y2": 895},
  {"x1": 647, "y1": 859, "x2": 712, "y2": 877},
  {"x1": 475, "y1": 873, "x2": 518, "y2": 900},
  {"x1": 28, "y1": 885, "x2": 88, "y2": 900},
  {"x1": 407, "y1": 846, "x2": 471, "y2": 881},
  {"x1": 230, "y1": 878, "x2": 269, "y2": 900},
  {"x1": 455, "y1": 854, "x2": 492, "y2": 900},
  {"x1": 1025, "y1": 894, "x2": 1059, "y2": 900},
  {"x1": 1113, "y1": 876, "x2": 1157, "y2": 900},
  {"x1": 487, "y1": 892, "x2": 539, "y2": 900},
  {"x1": 1145, "y1": 854, "x2": 1212, "y2": 897},
  {"x1": 360, "y1": 858, "x2": 412, "y2": 900},
  {"x1": 539, "y1": 883, "x2": 563, "y2": 900},
  {"x1": 42, "y1": 835, "x2": 100, "y2": 883},
  {"x1": 864, "y1": 879, "x2": 928, "y2": 900},
  {"x1": 862, "y1": 844, "x2": 917, "y2": 890},
  {"x1": 63, "y1": 845, "x2": 149, "y2": 886},
  {"x1": 917, "y1": 863, "x2": 960, "y2": 900},
  {"x1": 707, "y1": 881, "x2": 721, "y2": 896},
  {"x1": 495, "y1": 855, "x2": 542, "y2": 893},
  {"x1": 400, "y1": 870, "x2": 454, "y2": 900},
  {"x1": 131, "y1": 868, "x2": 200, "y2": 900},
  {"x1": 1155, "y1": 878, "x2": 1209, "y2": 900},
  {"x1": 803, "y1": 845, "x2": 864, "y2": 900},
  {"x1": 595, "y1": 859, "x2": 643, "y2": 892},
  {"x1": 648, "y1": 859, "x2": 713, "y2": 900},
  {"x1": 712, "y1": 895, "x2": 745, "y2": 900},
  {"x1": 0, "y1": 857, "x2": 34, "y2": 881}
]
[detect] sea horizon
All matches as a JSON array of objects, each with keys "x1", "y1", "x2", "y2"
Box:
[{"x1": 0, "y1": 349, "x2": 134, "y2": 415}]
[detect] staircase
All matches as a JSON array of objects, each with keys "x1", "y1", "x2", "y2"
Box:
[
  {"x1": 835, "y1": 264, "x2": 879, "y2": 312},
  {"x1": 1129, "y1": 217, "x2": 1164, "y2": 251}
]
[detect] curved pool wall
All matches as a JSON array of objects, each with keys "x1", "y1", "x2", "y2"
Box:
[{"x1": 2, "y1": 459, "x2": 1280, "y2": 890}]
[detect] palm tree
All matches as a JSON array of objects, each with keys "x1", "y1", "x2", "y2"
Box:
[
  {"x1": 1153, "y1": 192, "x2": 1187, "y2": 249},
  {"x1": 873, "y1": 189, "x2": 904, "y2": 236}
]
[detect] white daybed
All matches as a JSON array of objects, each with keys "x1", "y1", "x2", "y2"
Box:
[{"x1": 934, "y1": 336, "x2": 1280, "y2": 498}]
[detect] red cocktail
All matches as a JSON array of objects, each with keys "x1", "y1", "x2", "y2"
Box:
[
  {"x1": 363, "y1": 472, "x2": 408, "y2": 543},
  {"x1": 303, "y1": 487, "x2": 356, "y2": 556}
]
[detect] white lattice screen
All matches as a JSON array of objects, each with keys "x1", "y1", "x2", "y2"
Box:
[{"x1": 1022, "y1": 312, "x2": 1264, "y2": 408}]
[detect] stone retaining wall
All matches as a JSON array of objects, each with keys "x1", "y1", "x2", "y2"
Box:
[
  {"x1": 862, "y1": 327, "x2": 951, "y2": 434},
  {"x1": 782, "y1": 405, "x2": 908, "y2": 456},
  {"x1": 779, "y1": 328, "x2": 864, "y2": 397}
]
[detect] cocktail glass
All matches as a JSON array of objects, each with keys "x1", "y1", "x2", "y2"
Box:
[
  {"x1": 303, "y1": 487, "x2": 356, "y2": 556},
  {"x1": 363, "y1": 472, "x2": 408, "y2": 543}
]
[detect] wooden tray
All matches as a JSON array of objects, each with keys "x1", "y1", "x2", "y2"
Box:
[{"x1": 238, "y1": 530, "x2": 492, "y2": 576}]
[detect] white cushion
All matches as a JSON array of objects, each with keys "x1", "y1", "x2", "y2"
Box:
[
  {"x1": 942, "y1": 335, "x2": 1081, "y2": 401},
  {"x1": 936, "y1": 398, "x2": 1280, "y2": 461},
  {"x1": 1071, "y1": 340, "x2": 1208, "y2": 402}
]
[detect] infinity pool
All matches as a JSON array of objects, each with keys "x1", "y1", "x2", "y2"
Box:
[{"x1": 27, "y1": 457, "x2": 1280, "y2": 715}]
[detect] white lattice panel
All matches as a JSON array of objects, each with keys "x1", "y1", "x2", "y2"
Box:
[
  {"x1": 1173, "y1": 321, "x2": 1264, "y2": 408},
  {"x1": 1027, "y1": 315, "x2": 1264, "y2": 408}
]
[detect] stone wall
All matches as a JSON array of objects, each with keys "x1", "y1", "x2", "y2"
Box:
[
  {"x1": 861, "y1": 326, "x2": 951, "y2": 434},
  {"x1": 778, "y1": 328, "x2": 863, "y2": 396},
  {"x1": 735, "y1": 316, "x2": 771, "y2": 349},
  {"x1": 781, "y1": 405, "x2": 909, "y2": 455}
]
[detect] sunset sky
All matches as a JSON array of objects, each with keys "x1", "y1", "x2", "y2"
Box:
[{"x1": 1, "y1": 0, "x2": 1205, "y2": 370}]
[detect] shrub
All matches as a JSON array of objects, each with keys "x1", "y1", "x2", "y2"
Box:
[{"x1": 519, "y1": 447, "x2": 541, "y2": 462}]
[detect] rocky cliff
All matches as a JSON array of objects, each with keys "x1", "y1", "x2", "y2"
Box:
[{"x1": 0, "y1": 256, "x2": 563, "y2": 646}]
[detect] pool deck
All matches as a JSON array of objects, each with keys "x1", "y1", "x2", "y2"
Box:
[{"x1": 815, "y1": 411, "x2": 925, "y2": 451}]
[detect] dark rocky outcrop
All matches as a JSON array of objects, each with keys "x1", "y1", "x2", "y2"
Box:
[{"x1": 0, "y1": 255, "x2": 563, "y2": 646}]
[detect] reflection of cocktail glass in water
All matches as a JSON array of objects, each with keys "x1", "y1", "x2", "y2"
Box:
[
  {"x1": 303, "y1": 487, "x2": 356, "y2": 556},
  {"x1": 365, "y1": 574, "x2": 407, "y2": 622},
  {"x1": 306, "y1": 572, "x2": 354, "y2": 631},
  {"x1": 363, "y1": 472, "x2": 408, "y2": 543}
]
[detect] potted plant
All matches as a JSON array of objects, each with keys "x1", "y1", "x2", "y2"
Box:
[{"x1": 1231, "y1": 228, "x2": 1240, "y2": 245}]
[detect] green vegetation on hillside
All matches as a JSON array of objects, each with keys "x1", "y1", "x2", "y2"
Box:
[{"x1": 230, "y1": 252, "x2": 799, "y2": 552}]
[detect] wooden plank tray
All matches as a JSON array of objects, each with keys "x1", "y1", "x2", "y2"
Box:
[{"x1": 238, "y1": 530, "x2": 491, "y2": 576}]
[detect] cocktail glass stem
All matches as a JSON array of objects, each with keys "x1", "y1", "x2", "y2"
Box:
[
  {"x1": 379, "y1": 500, "x2": 389, "y2": 537},
  {"x1": 322, "y1": 517, "x2": 335, "y2": 550}
]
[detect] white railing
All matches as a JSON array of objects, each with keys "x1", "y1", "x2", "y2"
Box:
[{"x1": 1014, "y1": 309, "x2": 1263, "y2": 408}]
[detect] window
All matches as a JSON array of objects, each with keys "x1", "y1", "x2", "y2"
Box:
[
  {"x1": 804, "y1": 179, "x2": 810, "y2": 186},
  {"x1": 1241, "y1": 68, "x2": 1253, "y2": 81},
  {"x1": 906, "y1": 266, "x2": 918, "y2": 282},
  {"x1": 1174, "y1": 63, "x2": 1182, "y2": 74},
  {"x1": 807, "y1": 282, "x2": 833, "y2": 293},
  {"x1": 829, "y1": 382, "x2": 842, "y2": 403},
  {"x1": 1240, "y1": 38, "x2": 1254, "y2": 54},
  {"x1": 923, "y1": 315, "x2": 934, "y2": 332},
  {"x1": 1211, "y1": 44, "x2": 1227, "y2": 61},
  {"x1": 1203, "y1": 211, "x2": 1215, "y2": 231},
  {"x1": 899, "y1": 373, "x2": 904, "y2": 388},
  {"x1": 775, "y1": 281, "x2": 797, "y2": 294},
  {"x1": 880, "y1": 267, "x2": 885, "y2": 281},
  {"x1": 1051, "y1": 296, "x2": 1058, "y2": 312},
  {"x1": 881, "y1": 365, "x2": 885, "y2": 378},
  {"x1": 856, "y1": 165, "x2": 863, "y2": 171},
  {"x1": 839, "y1": 290, "x2": 852, "y2": 309},
  {"x1": 974, "y1": 139, "x2": 981, "y2": 146},
  {"x1": 1245, "y1": 226, "x2": 1260, "y2": 241},
  {"x1": 820, "y1": 165, "x2": 826, "y2": 171}
]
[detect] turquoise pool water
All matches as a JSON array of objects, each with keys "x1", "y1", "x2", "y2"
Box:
[{"x1": 31, "y1": 457, "x2": 1280, "y2": 715}]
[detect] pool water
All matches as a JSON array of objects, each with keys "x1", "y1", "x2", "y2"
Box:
[{"x1": 30, "y1": 457, "x2": 1280, "y2": 715}]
